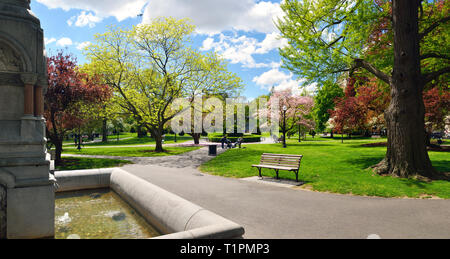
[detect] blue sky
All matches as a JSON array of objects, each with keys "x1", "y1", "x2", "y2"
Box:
[{"x1": 31, "y1": 0, "x2": 310, "y2": 98}]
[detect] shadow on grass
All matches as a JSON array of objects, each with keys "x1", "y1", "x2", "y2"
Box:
[
  {"x1": 344, "y1": 156, "x2": 384, "y2": 170},
  {"x1": 432, "y1": 161, "x2": 450, "y2": 173},
  {"x1": 279, "y1": 143, "x2": 334, "y2": 148}
]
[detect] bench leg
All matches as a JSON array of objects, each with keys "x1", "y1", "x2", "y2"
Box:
[
  {"x1": 275, "y1": 169, "x2": 279, "y2": 180},
  {"x1": 258, "y1": 168, "x2": 262, "y2": 178},
  {"x1": 295, "y1": 170, "x2": 299, "y2": 182}
]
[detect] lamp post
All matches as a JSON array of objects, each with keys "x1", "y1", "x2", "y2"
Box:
[{"x1": 282, "y1": 105, "x2": 287, "y2": 148}]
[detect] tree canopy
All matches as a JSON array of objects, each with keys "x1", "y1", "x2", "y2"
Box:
[
  {"x1": 277, "y1": 0, "x2": 449, "y2": 179},
  {"x1": 83, "y1": 17, "x2": 242, "y2": 151},
  {"x1": 45, "y1": 51, "x2": 112, "y2": 164}
]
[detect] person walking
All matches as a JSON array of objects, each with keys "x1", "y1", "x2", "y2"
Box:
[
  {"x1": 236, "y1": 137, "x2": 243, "y2": 148},
  {"x1": 220, "y1": 136, "x2": 227, "y2": 149}
]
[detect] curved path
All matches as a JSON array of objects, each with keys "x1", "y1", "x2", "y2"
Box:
[
  {"x1": 64, "y1": 145, "x2": 450, "y2": 238},
  {"x1": 121, "y1": 152, "x2": 449, "y2": 239},
  {"x1": 63, "y1": 146, "x2": 226, "y2": 168}
]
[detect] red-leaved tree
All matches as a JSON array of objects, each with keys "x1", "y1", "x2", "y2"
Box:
[
  {"x1": 45, "y1": 51, "x2": 111, "y2": 165},
  {"x1": 330, "y1": 76, "x2": 390, "y2": 142},
  {"x1": 423, "y1": 87, "x2": 450, "y2": 144}
]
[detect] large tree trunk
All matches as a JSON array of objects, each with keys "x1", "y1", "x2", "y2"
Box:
[
  {"x1": 374, "y1": 0, "x2": 436, "y2": 179},
  {"x1": 102, "y1": 119, "x2": 108, "y2": 142},
  {"x1": 137, "y1": 125, "x2": 147, "y2": 138},
  {"x1": 150, "y1": 127, "x2": 164, "y2": 152},
  {"x1": 54, "y1": 139, "x2": 63, "y2": 166}
]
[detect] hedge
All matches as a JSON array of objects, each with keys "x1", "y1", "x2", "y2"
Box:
[{"x1": 208, "y1": 135, "x2": 261, "y2": 143}]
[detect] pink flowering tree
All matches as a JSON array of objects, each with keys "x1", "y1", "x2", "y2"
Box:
[{"x1": 264, "y1": 89, "x2": 315, "y2": 142}]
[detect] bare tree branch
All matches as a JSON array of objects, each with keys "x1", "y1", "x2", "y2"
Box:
[
  {"x1": 419, "y1": 15, "x2": 450, "y2": 40},
  {"x1": 420, "y1": 53, "x2": 450, "y2": 60},
  {"x1": 351, "y1": 59, "x2": 391, "y2": 84},
  {"x1": 422, "y1": 66, "x2": 450, "y2": 85}
]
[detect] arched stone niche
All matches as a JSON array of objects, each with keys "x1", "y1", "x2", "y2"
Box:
[
  {"x1": 0, "y1": 45, "x2": 21, "y2": 72},
  {"x1": 0, "y1": 41, "x2": 27, "y2": 122},
  {"x1": 0, "y1": 34, "x2": 32, "y2": 73}
]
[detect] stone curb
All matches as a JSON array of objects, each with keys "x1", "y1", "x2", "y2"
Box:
[{"x1": 54, "y1": 168, "x2": 245, "y2": 239}]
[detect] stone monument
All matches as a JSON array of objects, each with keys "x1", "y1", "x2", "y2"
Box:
[{"x1": 0, "y1": 0, "x2": 55, "y2": 239}]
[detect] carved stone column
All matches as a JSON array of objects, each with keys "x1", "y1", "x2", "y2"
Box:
[
  {"x1": 34, "y1": 76, "x2": 47, "y2": 117},
  {"x1": 21, "y1": 73, "x2": 37, "y2": 117},
  {"x1": 0, "y1": 184, "x2": 6, "y2": 239},
  {"x1": 0, "y1": 0, "x2": 55, "y2": 239}
]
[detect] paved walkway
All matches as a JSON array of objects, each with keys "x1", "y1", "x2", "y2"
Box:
[
  {"x1": 122, "y1": 163, "x2": 450, "y2": 239},
  {"x1": 63, "y1": 143, "x2": 450, "y2": 238},
  {"x1": 63, "y1": 146, "x2": 227, "y2": 168},
  {"x1": 112, "y1": 149, "x2": 450, "y2": 239}
]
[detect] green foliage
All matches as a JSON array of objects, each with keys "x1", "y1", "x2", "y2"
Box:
[
  {"x1": 277, "y1": 0, "x2": 449, "y2": 88},
  {"x1": 83, "y1": 17, "x2": 242, "y2": 151},
  {"x1": 277, "y1": 0, "x2": 381, "y2": 86},
  {"x1": 208, "y1": 134, "x2": 262, "y2": 143},
  {"x1": 313, "y1": 81, "x2": 344, "y2": 131}
]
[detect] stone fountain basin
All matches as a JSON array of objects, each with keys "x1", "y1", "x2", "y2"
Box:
[{"x1": 54, "y1": 168, "x2": 245, "y2": 239}]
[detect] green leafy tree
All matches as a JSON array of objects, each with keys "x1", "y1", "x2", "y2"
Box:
[
  {"x1": 277, "y1": 0, "x2": 450, "y2": 179},
  {"x1": 313, "y1": 81, "x2": 344, "y2": 133},
  {"x1": 84, "y1": 18, "x2": 242, "y2": 152}
]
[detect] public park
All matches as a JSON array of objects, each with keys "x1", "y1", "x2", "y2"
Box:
[{"x1": 0, "y1": 0, "x2": 449, "y2": 242}]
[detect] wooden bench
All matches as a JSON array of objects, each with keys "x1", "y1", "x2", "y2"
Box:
[{"x1": 252, "y1": 153, "x2": 303, "y2": 182}]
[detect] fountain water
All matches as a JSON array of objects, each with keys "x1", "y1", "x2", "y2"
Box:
[{"x1": 55, "y1": 189, "x2": 161, "y2": 239}]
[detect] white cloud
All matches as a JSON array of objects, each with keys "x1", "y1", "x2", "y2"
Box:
[
  {"x1": 253, "y1": 67, "x2": 318, "y2": 95},
  {"x1": 200, "y1": 37, "x2": 215, "y2": 52},
  {"x1": 200, "y1": 32, "x2": 287, "y2": 68},
  {"x1": 56, "y1": 37, "x2": 73, "y2": 47},
  {"x1": 44, "y1": 37, "x2": 56, "y2": 45},
  {"x1": 255, "y1": 32, "x2": 288, "y2": 54},
  {"x1": 201, "y1": 34, "x2": 269, "y2": 68},
  {"x1": 253, "y1": 68, "x2": 294, "y2": 89},
  {"x1": 142, "y1": 0, "x2": 283, "y2": 35},
  {"x1": 68, "y1": 11, "x2": 102, "y2": 28},
  {"x1": 76, "y1": 41, "x2": 91, "y2": 50},
  {"x1": 253, "y1": 67, "x2": 316, "y2": 95},
  {"x1": 37, "y1": 0, "x2": 147, "y2": 21}
]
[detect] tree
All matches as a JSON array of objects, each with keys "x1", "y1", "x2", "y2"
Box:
[
  {"x1": 84, "y1": 18, "x2": 242, "y2": 152},
  {"x1": 277, "y1": 0, "x2": 450, "y2": 179},
  {"x1": 330, "y1": 76, "x2": 389, "y2": 141},
  {"x1": 331, "y1": 78, "x2": 365, "y2": 141},
  {"x1": 79, "y1": 64, "x2": 122, "y2": 143},
  {"x1": 423, "y1": 86, "x2": 450, "y2": 144},
  {"x1": 313, "y1": 81, "x2": 344, "y2": 133},
  {"x1": 45, "y1": 51, "x2": 111, "y2": 164},
  {"x1": 264, "y1": 89, "x2": 315, "y2": 143}
]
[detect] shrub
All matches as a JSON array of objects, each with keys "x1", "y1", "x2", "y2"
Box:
[{"x1": 208, "y1": 135, "x2": 261, "y2": 143}]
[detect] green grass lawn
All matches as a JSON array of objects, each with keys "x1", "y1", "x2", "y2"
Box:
[
  {"x1": 199, "y1": 137, "x2": 450, "y2": 199},
  {"x1": 64, "y1": 146, "x2": 201, "y2": 157},
  {"x1": 67, "y1": 134, "x2": 193, "y2": 148},
  {"x1": 56, "y1": 157, "x2": 133, "y2": 171}
]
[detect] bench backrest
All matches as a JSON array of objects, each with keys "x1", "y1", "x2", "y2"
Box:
[{"x1": 260, "y1": 153, "x2": 302, "y2": 169}]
